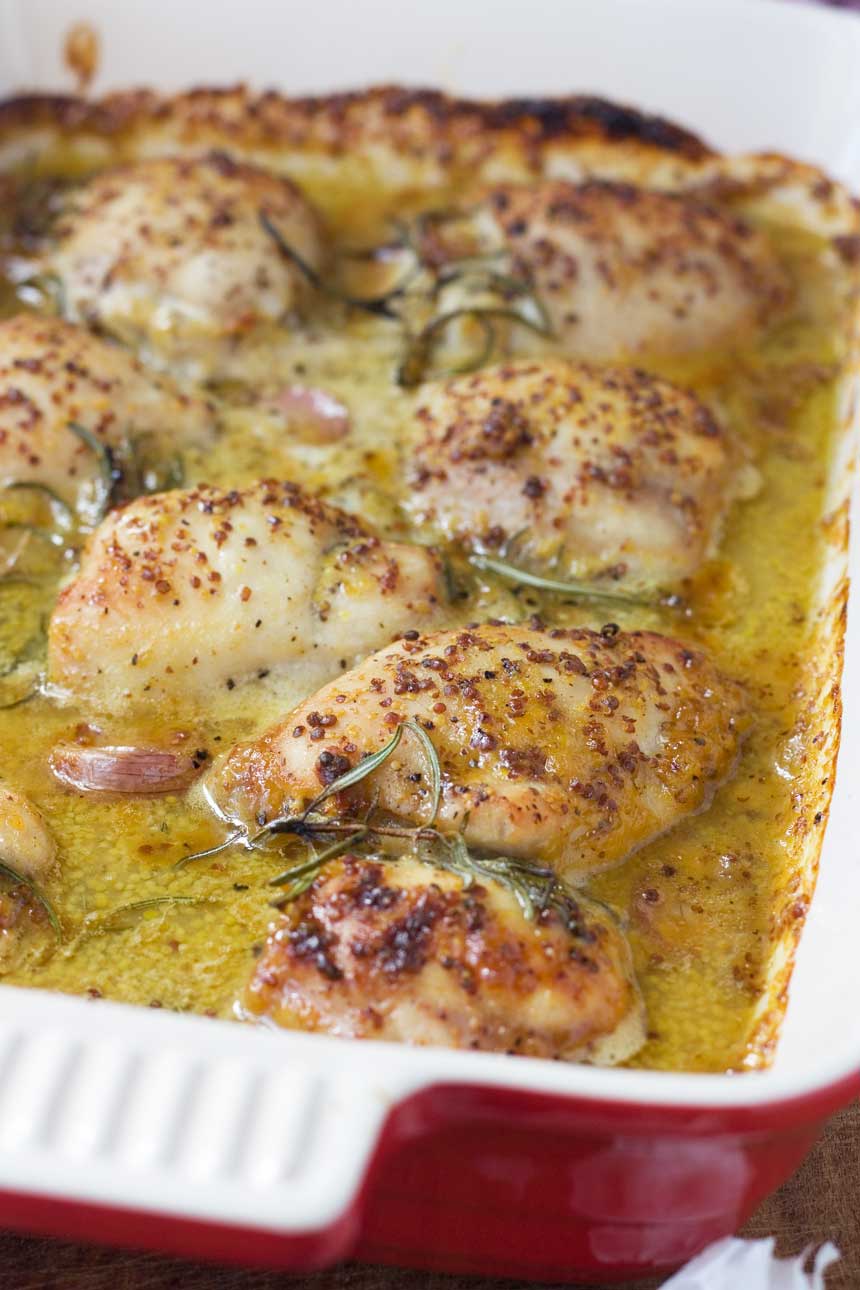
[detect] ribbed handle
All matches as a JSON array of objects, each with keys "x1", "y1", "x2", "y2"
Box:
[{"x1": 0, "y1": 987, "x2": 389, "y2": 1244}]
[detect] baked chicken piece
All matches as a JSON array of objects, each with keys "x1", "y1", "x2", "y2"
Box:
[
  {"x1": 48, "y1": 480, "x2": 447, "y2": 712},
  {"x1": 0, "y1": 781, "x2": 57, "y2": 963},
  {"x1": 407, "y1": 358, "x2": 741, "y2": 586},
  {"x1": 46, "y1": 152, "x2": 324, "y2": 377},
  {"x1": 0, "y1": 779, "x2": 56, "y2": 880},
  {"x1": 432, "y1": 178, "x2": 789, "y2": 359},
  {"x1": 0, "y1": 314, "x2": 216, "y2": 523},
  {"x1": 212, "y1": 621, "x2": 748, "y2": 882},
  {"x1": 244, "y1": 852, "x2": 645, "y2": 1063}
]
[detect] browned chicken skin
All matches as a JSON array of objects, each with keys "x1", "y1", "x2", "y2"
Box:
[
  {"x1": 48, "y1": 479, "x2": 447, "y2": 711},
  {"x1": 212, "y1": 621, "x2": 748, "y2": 883},
  {"x1": 442, "y1": 179, "x2": 789, "y2": 359},
  {"x1": 244, "y1": 853, "x2": 645, "y2": 1063},
  {"x1": 47, "y1": 152, "x2": 325, "y2": 377},
  {"x1": 407, "y1": 357, "x2": 743, "y2": 586},
  {"x1": 0, "y1": 314, "x2": 216, "y2": 521}
]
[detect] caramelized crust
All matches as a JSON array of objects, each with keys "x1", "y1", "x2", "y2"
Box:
[
  {"x1": 48, "y1": 480, "x2": 447, "y2": 711},
  {"x1": 0, "y1": 87, "x2": 712, "y2": 165},
  {"x1": 245, "y1": 853, "x2": 645, "y2": 1063},
  {"x1": 408, "y1": 358, "x2": 739, "y2": 585},
  {"x1": 213, "y1": 622, "x2": 749, "y2": 881},
  {"x1": 0, "y1": 314, "x2": 216, "y2": 519},
  {"x1": 0, "y1": 87, "x2": 857, "y2": 240}
]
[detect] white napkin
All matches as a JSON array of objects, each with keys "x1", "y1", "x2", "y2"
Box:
[{"x1": 661, "y1": 1237, "x2": 840, "y2": 1288}]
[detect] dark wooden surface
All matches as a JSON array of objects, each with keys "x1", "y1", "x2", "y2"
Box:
[{"x1": 0, "y1": 1100, "x2": 856, "y2": 1290}]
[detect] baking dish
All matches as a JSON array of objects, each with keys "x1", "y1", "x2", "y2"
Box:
[{"x1": 0, "y1": 0, "x2": 858, "y2": 1282}]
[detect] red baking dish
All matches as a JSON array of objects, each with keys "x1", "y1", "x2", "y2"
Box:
[{"x1": 0, "y1": 0, "x2": 858, "y2": 1282}]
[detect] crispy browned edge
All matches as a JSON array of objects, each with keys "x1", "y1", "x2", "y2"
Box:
[
  {"x1": 0, "y1": 84, "x2": 713, "y2": 159},
  {"x1": 0, "y1": 81, "x2": 856, "y2": 1068}
]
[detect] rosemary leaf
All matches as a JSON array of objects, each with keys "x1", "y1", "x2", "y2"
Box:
[
  {"x1": 396, "y1": 306, "x2": 552, "y2": 389},
  {"x1": 0, "y1": 858, "x2": 61, "y2": 937},
  {"x1": 87, "y1": 894, "x2": 213, "y2": 932},
  {"x1": 67, "y1": 421, "x2": 116, "y2": 522},
  {"x1": 3, "y1": 482, "x2": 76, "y2": 529},
  {"x1": 403, "y1": 718, "x2": 442, "y2": 825},
  {"x1": 470, "y1": 553, "x2": 656, "y2": 607},
  {"x1": 269, "y1": 829, "x2": 368, "y2": 905},
  {"x1": 260, "y1": 211, "x2": 405, "y2": 319},
  {"x1": 172, "y1": 831, "x2": 246, "y2": 870},
  {"x1": 297, "y1": 722, "x2": 406, "y2": 820}
]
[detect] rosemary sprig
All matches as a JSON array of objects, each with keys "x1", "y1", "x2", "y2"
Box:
[
  {"x1": 469, "y1": 553, "x2": 657, "y2": 607},
  {"x1": 66, "y1": 423, "x2": 185, "y2": 520},
  {"x1": 423, "y1": 833, "x2": 587, "y2": 934},
  {"x1": 397, "y1": 310, "x2": 496, "y2": 387},
  {"x1": 396, "y1": 304, "x2": 553, "y2": 390},
  {"x1": 0, "y1": 858, "x2": 61, "y2": 937},
  {"x1": 402, "y1": 718, "x2": 442, "y2": 825},
  {"x1": 67, "y1": 421, "x2": 117, "y2": 522},
  {"x1": 262, "y1": 206, "x2": 553, "y2": 387},
  {"x1": 296, "y1": 722, "x2": 405, "y2": 819},
  {"x1": 3, "y1": 482, "x2": 75, "y2": 531},
  {"x1": 252, "y1": 717, "x2": 444, "y2": 845},
  {"x1": 269, "y1": 829, "x2": 368, "y2": 906},
  {"x1": 262, "y1": 818, "x2": 590, "y2": 942},
  {"x1": 260, "y1": 211, "x2": 408, "y2": 319},
  {"x1": 176, "y1": 719, "x2": 442, "y2": 872},
  {"x1": 172, "y1": 831, "x2": 246, "y2": 870},
  {"x1": 85, "y1": 894, "x2": 212, "y2": 932}
]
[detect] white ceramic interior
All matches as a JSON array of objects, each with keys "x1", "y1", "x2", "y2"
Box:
[{"x1": 0, "y1": 0, "x2": 857, "y2": 1239}]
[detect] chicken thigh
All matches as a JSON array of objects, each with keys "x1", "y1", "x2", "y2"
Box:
[
  {"x1": 0, "y1": 779, "x2": 56, "y2": 880},
  {"x1": 245, "y1": 852, "x2": 645, "y2": 1063},
  {"x1": 432, "y1": 179, "x2": 789, "y2": 359},
  {"x1": 407, "y1": 358, "x2": 741, "y2": 587},
  {"x1": 0, "y1": 314, "x2": 216, "y2": 523},
  {"x1": 48, "y1": 480, "x2": 447, "y2": 711},
  {"x1": 46, "y1": 152, "x2": 324, "y2": 376},
  {"x1": 212, "y1": 621, "x2": 748, "y2": 882}
]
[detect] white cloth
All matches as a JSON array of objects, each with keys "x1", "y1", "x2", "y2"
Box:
[{"x1": 661, "y1": 1238, "x2": 840, "y2": 1288}]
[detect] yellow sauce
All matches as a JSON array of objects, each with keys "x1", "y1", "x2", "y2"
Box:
[{"x1": 0, "y1": 174, "x2": 850, "y2": 1072}]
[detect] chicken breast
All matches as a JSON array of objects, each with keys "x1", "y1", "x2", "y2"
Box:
[
  {"x1": 48, "y1": 480, "x2": 448, "y2": 712},
  {"x1": 244, "y1": 852, "x2": 645, "y2": 1063},
  {"x1": 46, "y1": 152, "x2": 324, "y2": 377},
  {"x1": 447, "y1": 179, "x2": 789, "y2": 359},
  {"x1": 0, "y1": 315, "x2": 217, "y2": 524},
  {"x1": 407, "y1": 358, "x2": 739, "y2": 586},
  {"x1": 213, "y1": 621, "x2": 748, "y2": 882}
]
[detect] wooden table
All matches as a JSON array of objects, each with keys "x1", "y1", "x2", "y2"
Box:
[{"x1": 0, "y1": 1100, "x2": 856, "y2": 1289}]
